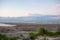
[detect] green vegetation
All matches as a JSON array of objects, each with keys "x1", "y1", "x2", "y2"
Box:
[
  {"x1": 43, "y1": 37, "x2": 48, "y2": 40},
  {"x1": 0, "y1": 28, "x2": 60, "y2": 40},
  {"x1": 29, "y1": 27, "x2": 60, "y2": 40},
  {"x1": 0, "y1": 34, "x2": 17, "y2": 40},
  {"x1": 37, "y1": 28, "x2": 60, "y2": 37},
  {"x1": 37, "y1": 28, "x2": 48, "y2": 36},
  {"x1": 29, "y1": 32, "x2": 38, "y2": 40}
]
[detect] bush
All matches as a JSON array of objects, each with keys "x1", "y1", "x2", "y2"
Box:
[
  {"x1": 37, "y1": 28, "x2": 60, "y2": 37},
  {"x1": 47, "y1": 32, "x2": 60, "y2": 37},
  {"x1": 47, "y1": 32, "x2": 55, "y2": 36},
  {"x1": 38, "y1": 28, "x2": 48, "y2": 36},
  {"x1": 54, "y1": 32, "x2": 60, "y2": 36},
  {"x1": 0, "y1": 34, "x2": 17, "y2": 40},
  {"x1": 0, "y1": 34, "x2": 7, "y2": 40},
  {"x1": 43, "y1": 37, "x2": 48, "y2": 40},
  {"x1": 29, "y1": 32, "x2": 38, "y2": 40}
]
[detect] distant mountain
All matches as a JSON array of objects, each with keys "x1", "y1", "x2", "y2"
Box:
[{"x1": 0, "y1": 15, "x2": 60, "y2": 23}]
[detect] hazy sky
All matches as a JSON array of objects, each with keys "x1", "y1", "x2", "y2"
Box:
[{"x1": 0, "y1": 0, "x2": 60, "y2": 17}]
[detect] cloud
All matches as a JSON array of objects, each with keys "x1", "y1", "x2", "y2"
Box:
[
  {"x1": 56, "y1": 4, "x2": 60, "y2": 8},
  {"x1": 0, "y1": 13, "x2": 29, "y2": 17},
  {"x1": 0, "y1": 1, "x2": 60, "y2": 17}
]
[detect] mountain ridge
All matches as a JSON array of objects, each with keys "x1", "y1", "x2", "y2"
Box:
[{"x1": 0, "y1": 15, "x2": 60, "y2": 23}]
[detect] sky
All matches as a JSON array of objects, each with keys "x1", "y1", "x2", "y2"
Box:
[{"x1": 0, "y1": 0, "x2": 60, "y2": 17}]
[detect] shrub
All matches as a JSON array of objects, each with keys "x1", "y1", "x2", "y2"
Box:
[
  {"x1": 47, "y1": 32, "x2": 55, "y2": 36},
  {"x1": 54, "y1": 32, "x2": 60, "y2": 36},
  {"x1": 0, "y1": 34, "x2": 7, "y2": 40},
  {"x1": 29, "y1": 32, "x2": 38, "y2": 40},
  {"x1": 43, "y1": 37, "x2": 48, "y2": 40},
  {"x1": 38, "y1": 28, "x2": 48, "y2": 36},
  {"x1": 0, "y1": 34, "x2": 17, "y2": 40}
]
